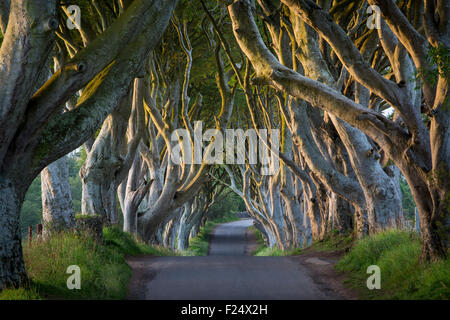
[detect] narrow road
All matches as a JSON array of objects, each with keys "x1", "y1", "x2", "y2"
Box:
[
  {"x1": 127, "y1": 219, "x2": 345, "y2": 300},
  {"x1": 208, "y1": 219, "x2": 254, "y2": 255}
]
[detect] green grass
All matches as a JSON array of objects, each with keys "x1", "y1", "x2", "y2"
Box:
[
  {"x1": 103, "y1": 227, "x2": 176, "y2": 257},
  {"x1": 309, "y1": 229, "x2": 354, "y2": 252},
  {"x1": 249, "y1": 226, "x2": 266, "y2": 255},
  {"x1": 254, "y1": 246, "x2": 302, "y2": 256},
  {"x1": 0, "y1": 227, "x2": 175, "y2": 300},
  {"x1": 182, "y1": 214, "x2": 239, "y2": 256},
  {"x1": 336, "y1": 230, "x2": 450, "y2": 299},
  {"x1": 249, "y1": 226, "x2": 302, "y2": 256}
]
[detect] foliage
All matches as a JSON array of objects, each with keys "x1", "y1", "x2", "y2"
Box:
[
  {"x1": 399, "y1": 177, "x2": 416, "y2": 220},
  {"x1": 336, "y1": 230, "x2": 450, "y2": 299},
  {"x1": 206, "y1": 191, "x2": 245, "y2": 221},
  {"x1": 0, "y1": 227, "x2": 174, "y2": 300},
  {"x1": 68, "y1": 153, "x2": 83, "y2": 212},
  {"x1": 417, "y1": 44, "x2": 450, "y2": 86},
  {"x1": 20, "y1": 176, "x2": 43, "y2": 237},
  {"x1": 180, "y1": 221, "x2": 216, "y2": 256}
]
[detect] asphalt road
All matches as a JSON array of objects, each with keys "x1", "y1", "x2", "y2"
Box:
[
  {"x1": 208, "y1": 219, "x2": 254, "y2": 255},
  {"x1": 127, "y1": 219, "x2": 343, "y2": 300}
]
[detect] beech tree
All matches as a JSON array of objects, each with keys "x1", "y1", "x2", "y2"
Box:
[
  {"x1": 0, "y1": 0, "x2": 177, "y2": 290},
  {"x1": 226, "y1": 0, "x2": 448, "y2": 260},
  {"x1": 1, "y1": 0, "x2": 448, "y2": 293},
  {"x1": 134, "y1": 15, "x2": 235, "y2": 243}
]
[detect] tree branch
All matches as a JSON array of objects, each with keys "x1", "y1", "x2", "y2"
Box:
[{"x1": 27, "y1": 0, "x2": 177, "y2": 179}]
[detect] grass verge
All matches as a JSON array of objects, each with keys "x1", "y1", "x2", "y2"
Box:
[
  {"x1": 309, "y1": 229, "x2": 354, "y2": 252},
  {"x1": 249, "y1": 226, "x2": 302, "y2": 256},
  {"x1": 0, "y1": 227, "x2": 175, "y2": 300},
  {"x1": 335, "y1": 230, "x2": 450, "y2": 299}
]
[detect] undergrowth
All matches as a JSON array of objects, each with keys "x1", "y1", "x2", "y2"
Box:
[
  {"x1": 0, "y1": 227, "x2": 175, "y2": 300},
  {"x1": 336, "y1": 230, "x2": 450, "y2": 299},
  {"x1": 249, "y1": 226, "x2": 302, "y2": 256}
]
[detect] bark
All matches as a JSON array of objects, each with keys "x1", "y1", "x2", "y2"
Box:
[
  {"x1": 287, "y1": 98, "x2": 367, "y2": 237},
  {"x1": 177, "y1": 199, "x2": 207, "y2": 251},
  {"x1": 280, "y1": 127, "x2": 306, "y2": 247},
  {"x1": 284, "y1": 0, "x2": 447, "y2": 259},
  {"x1": 0, "y1": 178, "x2": 26, "y2": 290},
  {"x1": 0, "y1": 0, "x2": 57, "y2": 166},
  {"x1": 41, "y1": 156, "x2": 76, "y2": 238},
  {"x1": 290, "y1": 12, "x2": 402, "y2": 233},
  {"x1": 333, "y1": 118, "x2": 402, "y2": 232},
  {"x1": 80, "y1": 78, "x2": 142, "y2": 224},
  {"x1": 177, "y1": 207, "x2": 192, "y2": 251},
  {"x1": 119, "y1": 151, "x2": 152, "y2": 237},
  {"x1": 327, "y1": 192, "x2": 353, "y2": 233},
  {"x1": 267, "y1": 172, "x2": 288, "y2": 250},
  {"x1": 163, "y1": 212, "x2": 181, "y2": 250},
  {"x1": 0, "y1": 0, "x2": 9, "y2": 34},
  {"x1": 190, "y1": 221, "x2": 201, "y2": 239}
]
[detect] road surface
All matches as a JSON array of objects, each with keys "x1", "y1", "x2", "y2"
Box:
[
  {"x1": 127, "y1": 219, "x2": 345, "y2": 299},
  {"x1": 208, "y1": 219, "x2": 255, "y2": 255}
]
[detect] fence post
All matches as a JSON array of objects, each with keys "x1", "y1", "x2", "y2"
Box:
[
  {"x1": 36, "y1": 223, "x2": 43, "y2": 241},
  {"x1": 28, "y1": 226, "x2": 33, "y2": 247}
]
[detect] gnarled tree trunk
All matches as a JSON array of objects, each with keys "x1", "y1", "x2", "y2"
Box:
[{"x1": 41, "y1": 156, "x2": 76, "y2": 238}]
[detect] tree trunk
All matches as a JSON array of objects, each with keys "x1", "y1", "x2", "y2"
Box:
[
  {"x1": 119, "y1": 151, "x2": 152, "y2": 238},
  {"x1": 355, "y1": 207, "x2": 369, "y2": 239},
  {"x1": 163, "y1": 214, "x2": 180, "y2": 250},
  {"x1": 177, "y1": 223, "x2": 191, "y2": 251},
  {"x1": 327, "y1": 192, "x2": 353, "y2": 233},
  {"x1": 177, "y1": 201, "x2": 205, "y2": 251},
  {"x1": 268, "y1": 174, "x2": 288, "y2": 250},
  {"x1": 122, "y1": 178, "x2": 139, "y2": 236},
  {"x1": 303, "y1": 207, "x2": 313, "y2": 246},
  {"x1": 41, "y1": 156, "x2": 76, "y2": 238},
  {"x1": 303, "y1": 185, "x2": 322, "y2": 241},
  {"x1": 0, "y1": 178, "x2": 27, "y2": 290},
  {"x1": 80, "y1": 83, "x2": 142, "y2": 225}
]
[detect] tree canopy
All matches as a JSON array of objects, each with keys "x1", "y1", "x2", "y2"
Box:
[{"x1": 0, "y1": 0, "x2": 448, "y2": 290}]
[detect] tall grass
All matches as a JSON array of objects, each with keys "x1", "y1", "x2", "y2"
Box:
[
  {"x1": 249, "y1": 226, "x2": 302, "y2": 256},
  {"x1": 336, "y1": 230, "x2": 450, "y2": 299},
  {"x1": 310, "y1": 229, "x2": 354, "y2": 252},
  {"x1": 0, "y1": 227, "x2": 175, "y2": 300}
]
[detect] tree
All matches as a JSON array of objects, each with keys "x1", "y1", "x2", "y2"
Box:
[
  {"x1": 227, "y1": 0, "x2": 448, "y2": 260},
  {"x1": 0, "y1": 0, "x2": 178, "y2": 290}
]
